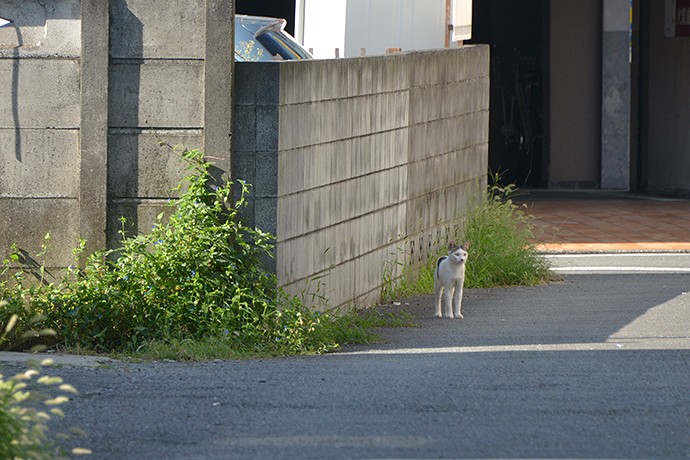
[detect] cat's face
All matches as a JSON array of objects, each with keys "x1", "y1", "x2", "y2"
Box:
[{"x1": 448, "y1": 242, "x2": 469, "y2": 264}]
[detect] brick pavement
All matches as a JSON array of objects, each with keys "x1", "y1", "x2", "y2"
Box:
[{"x1": 514, "y1": 192, "x2": 690, "y2": 253}]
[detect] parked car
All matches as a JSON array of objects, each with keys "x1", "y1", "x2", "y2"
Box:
[{"x1": 235, "y1": 15, "x2": 312, "y2": 62}]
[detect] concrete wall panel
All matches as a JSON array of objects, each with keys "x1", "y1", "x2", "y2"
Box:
[
  {"x1": 0, "y1": 198, "x2": 79, "y2": 268},
  {"x1": 0, "y1": 59, "x2": 80, "y2": 129},
  {"x1": 109, "y1": 0, "x2": 205, "y2": 59},
  {"x1": 0, "y1": 0, "x2": 81, "y2": 58},
  {"x1": 108, "y1": 131, "x2": 202, "y2": 198},
  {"x1": 0, "y1": 130, "x2": 79, "y2": 197},
  {"x1": 108, "y1": 62, "x2": 205, "y2": 128}
]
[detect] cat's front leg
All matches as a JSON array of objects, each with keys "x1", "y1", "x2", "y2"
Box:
[
  {"x1": 443, "y1": 289, "x2": 454, "y2": 318},
  {"x1": 434, "y1": 285, "x2": 443, "y2": 318},
  {"x1": 452, "y1": 283, "x2": 464, "y2": 319}
]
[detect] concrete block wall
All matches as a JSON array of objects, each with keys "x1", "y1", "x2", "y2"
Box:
[
  {"x1": 234, "y1": 47, "x2": 489, "y2": 310},
  {"x1": 0, "y1": 0, "x2": 233, "y2": 272},
  {"x1": 0, "y1": 0, "x2": 83, "y2": 268}
]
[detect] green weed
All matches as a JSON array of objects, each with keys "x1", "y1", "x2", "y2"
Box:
[
  {"x1": 463, "y1": 182, "x2": 551, "y2": 288},
  {"x1": 381, "y1": 252, "x2": 436, "y2": 303}
]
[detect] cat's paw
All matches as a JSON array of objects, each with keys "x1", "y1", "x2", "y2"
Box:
[
  {"x1": 443, "y1": 314, "x2": 454, "y2": 319},
  {"x1": 434, "y1": 312, "x2": 443, "y2": 318},
  {"x1": 454, "y1": 313, "x2": 464, "y2": 319}
]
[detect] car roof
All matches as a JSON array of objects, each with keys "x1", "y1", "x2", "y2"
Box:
[{"x1": 236, "y1": 14, "x2": 287, "y2": 34}]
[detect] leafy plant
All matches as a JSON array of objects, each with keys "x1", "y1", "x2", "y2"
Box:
[
  {"x1": 47, "y1": 149, "x2": 336, "y2": 355},
  {"x1": 1, "y1": 149, "x2": 393, "y2": 358},
  {"x1": 0, "y1": 236, "x2": 60, "y2": 351},
  {"x1": 380, "y1": 247, "x2": 407, "y2": 304}
]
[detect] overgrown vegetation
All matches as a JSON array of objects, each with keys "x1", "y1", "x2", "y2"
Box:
[
  {"x1": 0, "y1": 306, "x2": 90, "y2": 459},
  {"x1": 463, "y1": 182, "x2": 551, "y2": 288},
  {"x1": 0, "y1": 150, "x2": 390, "y2": 358},
  {"x1": 381, "y1": 181, "x2": 551, "y2": 302}
]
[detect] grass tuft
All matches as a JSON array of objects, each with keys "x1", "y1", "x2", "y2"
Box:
[{"x1": 463, "y1": 182, "x2": 551, "y2": 288}]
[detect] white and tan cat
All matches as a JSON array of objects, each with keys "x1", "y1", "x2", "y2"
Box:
[{"x1": 434, "y1": 241, "x2": 469, "y2": 319}]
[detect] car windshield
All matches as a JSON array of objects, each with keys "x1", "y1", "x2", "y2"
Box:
[
  {"x1": 235, "y1": 24, "x2": 270, "y2": 61},
  {"x1": 234, "y1": 15, "x2": 312, "y2": 62},
  {"x1": 255, "y1": 29, "x2": 312, "y2": 60}
]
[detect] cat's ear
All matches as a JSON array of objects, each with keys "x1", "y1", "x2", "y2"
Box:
[
  {"x1": 448, "y1": 241, "x2": 457, "y2": 251},
  {"x1": 461, "y1": 241, "x2": 470, "y2": 251}
]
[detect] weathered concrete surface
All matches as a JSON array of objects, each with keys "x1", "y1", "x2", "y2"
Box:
[
  {"x1": 0, "y1": 198, "x2": 79, "y2": 268},
  {"x1": 107, "y1": 62, "x2": 205, "y2": 128},
  {"x1": 601, "y1": 0, "x2": 631, "y2": 190},
  {"x1": 0, "y1": 59, "x2": 81, "y2": 128},
  {"x1": 79, "y1": 0, "x2": 110, "y2": 256},
  {"x1": 0, "y1": 0, "x2": 81, "y2": 56},
  {"x1": 105, "y1": 0, "x2": 233, "y2": 248},
  {"x1": 108, "y1": 0, "x2": 205, "y2": 59},
  {"x1": 107, "y1": 131, "x2": 198, "y2": 198},
  {"x1": 0, "y1": 130, "x2": 80, "y2": 197}
]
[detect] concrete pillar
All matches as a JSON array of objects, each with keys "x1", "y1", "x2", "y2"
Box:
[
  {"x1": 204, "y1": 0, "x2": 234, "y2": 177},
  {"x1": 601, "y1": 0, "x2": 631, "y2": 190},
  {"x1": 80, "y1": 0, "x2": 110, "y2": 254}
]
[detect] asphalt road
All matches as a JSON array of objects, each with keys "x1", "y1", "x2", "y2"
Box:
[{"x1": 2, "y1": 273, "x2": 689, "y2": 459}]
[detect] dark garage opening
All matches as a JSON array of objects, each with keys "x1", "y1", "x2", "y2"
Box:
[
  {"x1": 469, "y1": 0, "x2": 549, "y2": 188},
  {"x1": 236, "y1": 0, "x2": 297, "y2": 35}
]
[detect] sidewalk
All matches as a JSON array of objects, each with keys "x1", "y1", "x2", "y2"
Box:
[{"x1": 514, "y1": 190, "x2": 690, "y2": 253}]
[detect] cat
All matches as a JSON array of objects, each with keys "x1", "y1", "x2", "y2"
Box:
[{"x1": 434, "y1": 241, "x2": 469, "y2": 319}]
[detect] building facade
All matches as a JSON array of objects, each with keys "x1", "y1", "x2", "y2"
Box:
[{"x1": 239, "y1": 0, "x2": 690, "y2": 196}]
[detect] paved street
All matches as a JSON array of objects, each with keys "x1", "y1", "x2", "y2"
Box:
[{"x1": 2, "y1": 273, "x2": 688, "y2": 459}]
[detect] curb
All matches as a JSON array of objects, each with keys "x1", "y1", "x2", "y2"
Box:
[{"x1": 0, "y1": 351, "x2": 120, "y2": 368}]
